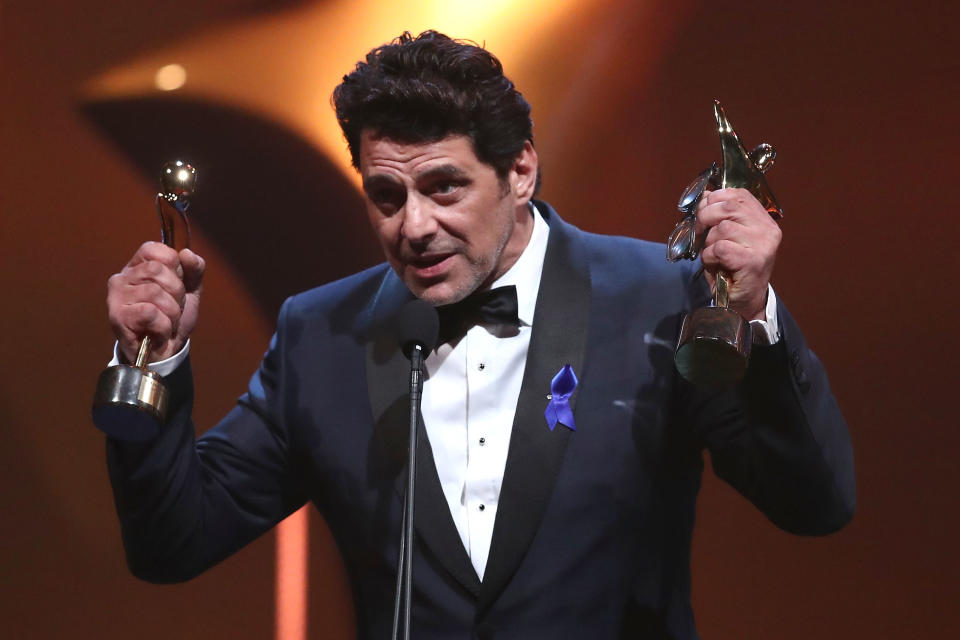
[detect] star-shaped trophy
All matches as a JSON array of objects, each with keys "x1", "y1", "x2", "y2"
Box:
[{"x1": 667, "y1": 101, "x2": 783, "y2": 388}]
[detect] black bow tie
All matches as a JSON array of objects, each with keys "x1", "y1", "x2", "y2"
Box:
[{"x1": 436, "y1": 285, "x2": 520, "y2": 345}]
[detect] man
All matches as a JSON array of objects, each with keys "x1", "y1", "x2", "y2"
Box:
[{"x1": 104, "y1": 31, "x2": 854, "y2": 639}]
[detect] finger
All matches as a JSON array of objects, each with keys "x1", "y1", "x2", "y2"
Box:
[
  {"x1": 703, "y1": 187, "x2": 752, "y2": 206},
  {"x1": 115, "y1": 325, "x2": 143, "y2": 364},
  {"x1": 695, "y1": 189, "x2": 740, "y2": 239},
  {"x1": 698, "y1": 188, "x2": 765, "y2": 228},
  {"x1": 117, "y1": 261, "x2": 186, "y2": 307},
  {"x1": 701, "y1": 218, "x2": 752, "y2": 249},
  {"x1": 128, "y1": 281, "x2": 183, "y2": 317},
  {"x1": 699, "y1": 239, "x2": 750, "y2": 275},
  {"x1": 110, "y1": 282, "x2": 183, "y2": 333},
  {"x1": 111, "y1": 295, "x2": 183, "y2": 362},
  {"x1": 129, "y1": 241, "x2": 181, "y2": 271},
  {"x1": 114, "y1": 301, "x2": 175, "y2": 345},
  {"x1": 704, "y1": 216, "x2": 782, "y2": 259}
]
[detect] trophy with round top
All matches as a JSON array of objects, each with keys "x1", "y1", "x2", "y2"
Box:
[
  {"x1": 667, "y1": 101, "x2": 783, "y2": 388},
  {"x1": 92, "y1": 160, "x2": 197, "y2": 441}
]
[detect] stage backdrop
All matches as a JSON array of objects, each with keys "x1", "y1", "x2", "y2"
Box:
[{"x1": 2, "y1": 0, "x2": 957, "y2": 638}]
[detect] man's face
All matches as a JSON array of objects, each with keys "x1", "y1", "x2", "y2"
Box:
[{"x1": 359, "y1": 131, "x2": 536, "y2": 305}]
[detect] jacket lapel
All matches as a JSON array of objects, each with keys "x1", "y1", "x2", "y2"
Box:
[
  {"x1": 365, "y1": 271, "x2": 483, "y2": 598},
  {"x1": 478, "y1": 203, "x2": 591, "y2": 613}
]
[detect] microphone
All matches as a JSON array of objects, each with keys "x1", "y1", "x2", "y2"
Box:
[
  {"x1": 397, "y1": 299, "x2": 439, "y2": 359},
  {"x1": 392, "y1": 298, "x2": 438, "y2": 640}
]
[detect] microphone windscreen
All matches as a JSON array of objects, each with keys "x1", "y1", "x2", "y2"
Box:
[{"x1": 397, "y1": 299, "x2": 439, "y2": 358}]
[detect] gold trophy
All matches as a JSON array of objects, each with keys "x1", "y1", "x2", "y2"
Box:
[
  {"x1": 667, "y1": 101, "x2": 782, "y2": 388},
  {"x1": 92, "y1": 160, "x2": 197, "y2": 441}
]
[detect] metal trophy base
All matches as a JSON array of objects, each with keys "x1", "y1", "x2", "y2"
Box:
[
  {"x1": 675, "y1": 306, "x2": 752, "y2": 389},
  {"x1": 92, "y1": 364, "x2": 167, "y2": 441}
]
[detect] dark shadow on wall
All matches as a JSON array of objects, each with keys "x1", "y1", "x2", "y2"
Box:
[{"x1": 81, "y1": 96, "x2": 380, "y2": 320}]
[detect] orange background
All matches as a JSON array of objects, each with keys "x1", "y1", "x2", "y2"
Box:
[{"x1": 2, "y1": 1, "x2": 957, "y2": 638}]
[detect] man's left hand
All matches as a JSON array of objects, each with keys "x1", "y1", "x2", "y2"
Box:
[{"x1": 697, "y1": 188, "x2": 782, "y2": 321}]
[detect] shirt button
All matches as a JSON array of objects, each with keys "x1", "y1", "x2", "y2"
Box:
[
  {"x1": 478, "y1": 504, "x2": 485, "y2": 511},
  {"x1": 479, "y1": 437, "x2": 486, "y2": 445},
  {"x1": 478, "y1": 362, "x2": 485, "y2": 370}
]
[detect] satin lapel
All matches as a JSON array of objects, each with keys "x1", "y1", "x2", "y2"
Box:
[
  {"x1": 478, "y1": 204, "x2": 591, "y2": 612},
  {"x1": 365, "y1": 271, "x2": 482, "y2": 598}
]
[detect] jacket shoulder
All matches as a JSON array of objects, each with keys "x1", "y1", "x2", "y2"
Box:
[
  {"x1": 283, "y1": 263, "x2": 391, "y2": 316},
  {"x1": 575, "y1": 225, "x2": 704, "y2": 303}
]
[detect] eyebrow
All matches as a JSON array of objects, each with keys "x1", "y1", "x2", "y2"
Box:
[
  {"x1": 362, "y1": 164, "x2": 470, "y2": 195},
  {"x1": 415, "y1": 164, "x2": 468, "y2": 183},
  {"x1": 362, "y1": 174, "x2": 399, "y2": 195}
]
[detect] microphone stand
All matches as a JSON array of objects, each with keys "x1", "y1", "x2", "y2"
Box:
[{"x1": 392, "y1": 343, "x2": 424, "y2": 640}]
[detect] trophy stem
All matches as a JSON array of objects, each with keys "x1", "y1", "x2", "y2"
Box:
[
  {"x1": 715, "y1": 273, "x2": 730, "y2": 309},
  {"x1": 135, "y1": 336, "x2": 152, "y2": 368}
]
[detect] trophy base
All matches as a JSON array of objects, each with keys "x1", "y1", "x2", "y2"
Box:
[
  {"x1": 675, "y1": 306, "x2": 752, "y2": 388},
  {"x1": 92, "y1": 364, "x2": 168, "y2": 441}
]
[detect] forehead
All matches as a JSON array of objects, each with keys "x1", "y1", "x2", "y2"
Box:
[{"x1": 358, "y1": 131, "x2": 485, "y2": 178}]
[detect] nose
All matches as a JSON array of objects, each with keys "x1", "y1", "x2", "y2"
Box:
[{"x1": 400, "y1": 195, "x2": 438, "y2": 247}]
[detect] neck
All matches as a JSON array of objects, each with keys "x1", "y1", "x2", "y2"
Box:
[{"x1": 486, "y1": 202, "x2": 535, "y2": 287}]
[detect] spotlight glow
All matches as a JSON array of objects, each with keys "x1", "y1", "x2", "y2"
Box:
[{"x1": 154, "y1": 64, "x2": 187, "y2": 91}]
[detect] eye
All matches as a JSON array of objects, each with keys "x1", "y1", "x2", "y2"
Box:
[
  {"x1": 368, "y1": 187, "x2": 405, "y2": 215},
  {"x1": 428, "y1": 179, "x2": 466, "y2": 200}
]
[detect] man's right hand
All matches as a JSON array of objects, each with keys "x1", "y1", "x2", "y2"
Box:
[{"x1": 107, "y1": 242, "x2": 206, "y2": 364}]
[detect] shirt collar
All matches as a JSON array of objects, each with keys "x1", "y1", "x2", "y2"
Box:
[{"x1": 489, "y1": 203, "x2": 549, "y2": 326}]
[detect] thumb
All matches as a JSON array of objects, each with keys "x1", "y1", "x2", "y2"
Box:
[{"x1": 179, "y1": 248, "x2": 206, "y2": 293}]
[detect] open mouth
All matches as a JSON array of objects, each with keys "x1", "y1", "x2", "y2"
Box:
[{"x1": 408, "y1": 252, "x2": 455, "y2": 279}]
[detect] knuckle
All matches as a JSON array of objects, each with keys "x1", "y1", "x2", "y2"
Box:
[
  {"x1": 107, "y1": 306, "x2": 124, "y2": 326},
  {"x1": 106, "y1": 273, "x2": 125, "y2": 293},
  {"x1": 697, "y1": 206, "x2": 716, "y2": 226},
  {"x1": 714, "y1": 239, "x2": 734, "y2": 261},
  {"x1": 138, "y1": 242, "x2": 162, "y2": 262},
  {"x1": 134, "y1": 302, "x2": 159, "y2": 322},
  {"x1": 145, "y1": 260, "x2": 165, "y2": 277},
  {"x1": 142, "y1": 241, "x2": 177, "y2": 265},
  {"x1": 156, "y1": 315, "x2": 174, "y2": 337}
]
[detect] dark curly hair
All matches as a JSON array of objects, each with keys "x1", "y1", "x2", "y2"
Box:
[{"x1": 333, "y1": 31, "x2": 534, "y2": 181}]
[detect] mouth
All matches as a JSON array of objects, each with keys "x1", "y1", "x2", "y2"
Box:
[{"x1": 407, "y1": 252, "x2": 456, "y2": 280}]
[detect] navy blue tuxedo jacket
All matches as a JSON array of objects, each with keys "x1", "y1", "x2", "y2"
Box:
[{"x1": 107, "y1": 202, "x2": 855, "y2": 639}]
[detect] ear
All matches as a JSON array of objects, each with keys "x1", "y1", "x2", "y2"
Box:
[{"x1": 511, "y1": 140, "x2": 538, "y2": 205}]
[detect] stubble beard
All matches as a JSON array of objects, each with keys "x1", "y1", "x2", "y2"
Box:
[{"x1": 416, "y1": 211, "x2": 515, "y2": 307}]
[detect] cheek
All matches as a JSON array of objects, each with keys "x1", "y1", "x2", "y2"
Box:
[{"x1": 369, "y1": 217, "x2": 399, "y2": 252}]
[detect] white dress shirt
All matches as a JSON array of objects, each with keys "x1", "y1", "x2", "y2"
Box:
[{"x1": 420, "y1": 207, "x2": 550, "y2": 581}]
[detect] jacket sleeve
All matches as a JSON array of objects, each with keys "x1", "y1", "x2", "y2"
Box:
[
  {"x1": 105, "y1": 297, "x2": 307, "y2": 583},
  {"x1": 680, "y1": 300, "x2": 856, "y2": 535}
]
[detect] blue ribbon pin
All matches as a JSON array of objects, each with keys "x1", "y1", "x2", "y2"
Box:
[{"x1": 544, "y1": 364, "x2": 578, "y2": 432}]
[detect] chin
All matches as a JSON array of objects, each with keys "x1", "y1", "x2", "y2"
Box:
[
  {"x1": 415, "y1": 287, "x2": 461, "y2": 307},
  {"x1": 410, "y1": 278, "x2": 479, "y2": 307}
]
